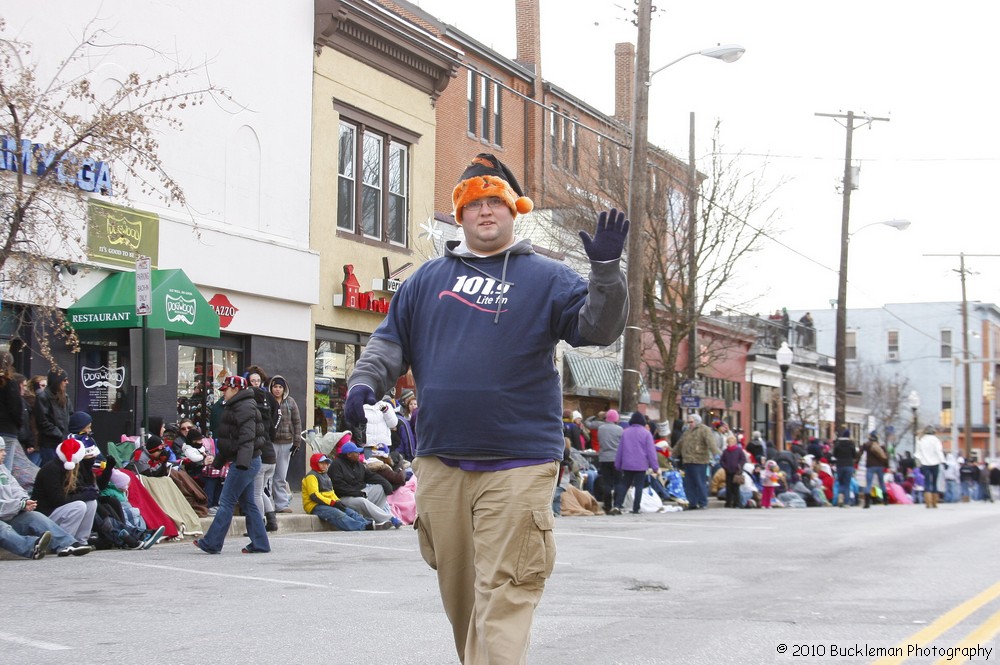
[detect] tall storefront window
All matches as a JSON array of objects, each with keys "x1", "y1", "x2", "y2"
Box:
[
  {"x1": 314, "y1": 340, "x2": 357, "y2": 435},
  {"x1": 176, "y1": 344, "x2": 242, "y2": 437}
]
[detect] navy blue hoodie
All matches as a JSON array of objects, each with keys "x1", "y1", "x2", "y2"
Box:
[{"x1": 349, "y1": 238, "x2": 627, "y2": 462}]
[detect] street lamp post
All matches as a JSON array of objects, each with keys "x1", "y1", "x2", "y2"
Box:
[
  {"x1": 777, "y1": 341, "x2": 794, "y2": 451},
  {"x1": 833, "y1": 218, "x2": 911, "y2": 428},
  {"x1": 619, "y1": 1, "x2": 744, "y2": 414},
  {"x1": 907, "y1": 390, "x2": 920, "y2": 458}
]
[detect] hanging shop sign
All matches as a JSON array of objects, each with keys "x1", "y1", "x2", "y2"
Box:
[
  {"x1": 334, "y1": 258, "x2": 412, "y2": 313},
  {"x1": 0, "y1": 135, "x2": 113, "y2": 195},
  {"x1": 334, "y1": 264, "x2": 389, "y2": 314},
  {"x1": 370, "y1": 257, "x2": 413, "y2": 293},
  {"x1": 87, "y1": 200, "x2": 160, "y2": 268}
]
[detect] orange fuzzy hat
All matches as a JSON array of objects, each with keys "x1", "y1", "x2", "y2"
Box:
[{"x1": 452, "y1": 153, "x2": 533, "y2": 223}]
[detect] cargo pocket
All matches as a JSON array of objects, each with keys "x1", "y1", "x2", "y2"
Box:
[
  {"x1": 414, "y1": 515, "x2": 438, "y2": 570},
  {"x1": 513, "y1": 509, "x2": 556, "y2": 584}
]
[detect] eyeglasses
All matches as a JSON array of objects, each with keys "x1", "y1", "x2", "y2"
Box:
[{"x1": 463, "y1": 197, "x2": 506, "y2": 213}]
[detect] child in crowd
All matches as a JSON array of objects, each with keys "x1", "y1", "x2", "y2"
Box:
[
  {"x1": 761, "y1": 460, "x2": 782, "y2": 509},
  {"x1": 301, "y1": 453, "x2": 383, "y2": 531}
]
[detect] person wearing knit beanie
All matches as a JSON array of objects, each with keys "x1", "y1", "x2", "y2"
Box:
[
  {"x1": 68, "y1": 411, "x2": 92, "y2": 435},
  {"x1": 343, "y1": 151, "x2": 631, "y2": 665},
  {"x1": 605, "y1": 409, "x2": 620, "y2": 424}
]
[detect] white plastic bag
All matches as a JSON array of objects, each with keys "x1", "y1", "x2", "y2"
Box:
[{"x1": 623, "y1": 486, "x2": 665, "y2": 513}]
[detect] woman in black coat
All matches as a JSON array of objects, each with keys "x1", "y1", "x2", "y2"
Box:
[
  {"x1": 33, "y1": 369, "x2": 71, "y2": 465},
  {"x1": 194, "y1": 376, "x2": 270, "y2": 554}
]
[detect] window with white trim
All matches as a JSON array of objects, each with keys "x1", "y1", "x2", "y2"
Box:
[
  {"x1": 337, "y1": 119, "x2": 409, "y2": 246},
  {"x1": 887, "y1": 329, "x2": 900, "y2": 361},
  {"x1": 846, "y1": 331, "x2": 857, "y2": 360},
  {"x1": 467, "y1": 71, "x2": 477, "y2": 135}
]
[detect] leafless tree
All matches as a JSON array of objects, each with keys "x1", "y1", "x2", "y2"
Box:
[
  {"x1": 851, "y1": 363, "x2": 912, "y2": 454},
  {"x1": 550, "y1": 121, "x2": 780, "y2": 418},
  {"x1": 0, "y1": 17, "x2": 235, "y2": 364}
]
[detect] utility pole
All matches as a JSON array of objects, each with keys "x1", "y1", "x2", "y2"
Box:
[
  {"x1": 926, "y1": 252, "x2": 1000, "y2": 458},
  {"x1": 686, "y1": 111, "x2": 698, "y2": 380},
  {"x1": 815, "y1": 110, "x2": 889, "y2": 429},
  {"x1": 620, "y1": 0, "x2": 652, "y2": 414}
]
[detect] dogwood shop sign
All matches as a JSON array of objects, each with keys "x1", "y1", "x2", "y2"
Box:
[{"x1": 1, "y1": 136, "x2": 114, "y2": 195}]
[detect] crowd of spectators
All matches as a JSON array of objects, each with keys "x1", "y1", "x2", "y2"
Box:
[{"x1": 550, "y1": 410, "x2": 999, "y2": 515}]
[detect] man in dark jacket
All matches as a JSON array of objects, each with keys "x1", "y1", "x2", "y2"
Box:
[
  {"x1": 328, "y1": 442, "x2": 399, "y2": 528},
  {"x1": 194, "y1": 375, "x2": 270, "y2": 554},
  {"x1": 832, "y1": 430, "x2": 857, "y2": 507}
]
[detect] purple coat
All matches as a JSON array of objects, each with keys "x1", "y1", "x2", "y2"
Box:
[
  {"x1": 720, "y1": 444, "x2": 747, "y2": 474},
  {"x1": 615, "y1": 425, "x2": 658, "y2": 471}
]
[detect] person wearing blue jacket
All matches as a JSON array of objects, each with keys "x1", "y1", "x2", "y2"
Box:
[
  {"x1": 344, "y1": 153, "x2": 629, "y2": 665},
  {"x1": 613, "y1": 412, "x2": 659, "y2": 514}
]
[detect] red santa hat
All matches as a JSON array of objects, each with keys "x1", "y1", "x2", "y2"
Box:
[{"x1": 56, "y1": 438, "x2": 87, "y2": 470}]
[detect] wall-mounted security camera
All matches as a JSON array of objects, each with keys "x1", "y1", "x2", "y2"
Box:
[{"x1": 53, "y1": 261, "x2": 79, "y2": 276}]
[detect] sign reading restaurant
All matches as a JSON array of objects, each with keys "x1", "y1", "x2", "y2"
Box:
[{"x1": 71, "y1": 311, "x2": 131, "y2": 325}]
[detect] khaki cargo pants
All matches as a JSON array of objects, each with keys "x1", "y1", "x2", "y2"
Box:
[{"x1": 413, "y1": 456, "x2": 558, "y2": 665}]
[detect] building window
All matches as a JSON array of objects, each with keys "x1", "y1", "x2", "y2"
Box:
[
  {"x1": 387, "y1": 142, "x2": 407, "y2": 246},
  {"x1": 887, "y1": 329, "x2": 900, "y2": 361},
  {"x1": 337, "y1": 119, "x2": 409, "y2": 246},
  {"x1": 570, "y1": 120, "x2": 578, "y2": 174},
  {"x1": 467, "y1": 71, "x2": 477, "y2": 135},
  {"x1": 492, "y1": 84, "x2": 502, "y2": 146},
  {"x1": 480, "y1": 76, "x2": 490, "y2": 141},
  {"x1": 941, "y1": 329, "x2": 952, "y2": 359},
  {"x1": 845, "y1": 331, "x2": 857, "y2": 361},
  {"x1": 337, "y1": 123, "x2": 356, "y2": 232},
  {"x1": 549, "y1": 106, "x2": 558, "y2": 165}
]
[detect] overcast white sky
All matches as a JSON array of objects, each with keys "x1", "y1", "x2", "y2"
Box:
[{"x1": 413, "y1": 0, "x2": 1000, "y2": 316}]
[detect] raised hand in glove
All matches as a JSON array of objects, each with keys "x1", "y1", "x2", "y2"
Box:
[
  {"x1": 344, "y1": 384, "x2": 376, "y2": 427},
  {"x1": 579, "y1": 207, "x2": 630, "y2": 262}
]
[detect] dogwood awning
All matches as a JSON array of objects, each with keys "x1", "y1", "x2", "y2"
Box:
[{"x1": 67, "y1": 268, "x2": 219, "y2": 337}]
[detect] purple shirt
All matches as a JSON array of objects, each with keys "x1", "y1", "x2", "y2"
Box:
[{"x1": 614, "y1": 425, "x2": 658, "y2": 471}]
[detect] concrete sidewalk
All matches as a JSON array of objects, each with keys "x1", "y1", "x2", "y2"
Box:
[{"x1": 200, "y1": 492, "x2": 338, "y2": 537}]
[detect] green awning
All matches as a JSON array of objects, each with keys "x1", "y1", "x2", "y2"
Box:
[
  {"x1": 67, "y1": 268, "x2": 220, "y2": 337},
  {"x1": 563, "y1": 352, "x2": 623, "y2": 399}
]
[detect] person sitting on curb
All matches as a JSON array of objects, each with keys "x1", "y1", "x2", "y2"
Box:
[
  {"x1": 31, "y1": 438, "x2": 100, "y2": 545},
  {"x1": 302, "y1": 453, "x2": 386, "y2": 531},
  {"x1": 0, "y1": 438, "x2": 92, "y2": 558},
  {"x1": 128, "y1": 435, "x2": 172, "y2": 477},
  {"x1": 328, "y1": 442, "x2": 401, "y2": 529}
]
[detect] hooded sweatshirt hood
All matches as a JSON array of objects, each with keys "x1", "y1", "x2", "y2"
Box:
[{"x1": 269, "y1": 375, "x2": 290, "y2": 399}]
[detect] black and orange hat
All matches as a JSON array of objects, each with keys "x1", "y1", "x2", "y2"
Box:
[{"x1": 452, "y1": 153, "x2": 533, "y2": 223}]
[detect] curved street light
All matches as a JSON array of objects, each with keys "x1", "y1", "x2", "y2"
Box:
[
  {"x1": 619, "y1": 25, "x2": 746, "y2": 414},
  {"x1": 647, "y1": 44, "x2": 746, "y2": 82},
  {"x1": 848, "y1": 218, "x2": 911, "y2": 242}
]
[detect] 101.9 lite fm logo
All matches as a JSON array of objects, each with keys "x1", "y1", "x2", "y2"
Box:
[
  {"x1": 81, "y1": 365, "x2": 126, "y2": 390},
  {"x1": 165, "y1": 293, "x2": 197, "y2": 325}
]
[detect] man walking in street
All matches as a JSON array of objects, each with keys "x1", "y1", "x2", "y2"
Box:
[
  {"x1": 344, "y1": 153, "x2": 629, "y2": 665},
  {"x1": 672, "y1": 414, "x2": 718, "y2": 509}
]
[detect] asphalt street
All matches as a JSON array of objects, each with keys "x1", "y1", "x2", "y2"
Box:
[{"x1": 4, "y1": 501, "x2": 1000, "y2": 665}]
